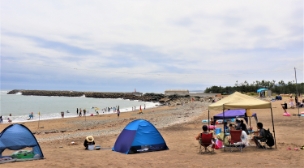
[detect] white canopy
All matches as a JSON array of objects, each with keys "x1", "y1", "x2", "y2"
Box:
[{"x1": 208, "y1": 92, "x2": 271, "y2": 110}]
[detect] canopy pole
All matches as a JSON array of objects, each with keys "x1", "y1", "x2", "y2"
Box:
[
  {"x1": 223, "y1": 104, "x2": 225, "y2": 151},
  {"x1": 270, "y1": 106, "x2": 277, "y2": 149},
  {"x1": 208, "y1": 110, "x2": 210, "y2": 132}
]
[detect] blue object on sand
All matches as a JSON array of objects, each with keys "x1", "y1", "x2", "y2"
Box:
[
  {"x1": 215, "y1": 128, "x2": 221, "y2": 135},
  {"x1": 202, "y1": 119, "x2": 208, "y2": 123}
]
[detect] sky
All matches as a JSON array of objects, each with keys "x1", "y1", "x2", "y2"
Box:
[{"x1": 1, "y1": 0, "x2": 303, "y2": 93}]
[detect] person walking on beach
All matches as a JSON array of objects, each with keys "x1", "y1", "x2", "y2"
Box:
[
  {"x1": 61, "y1": 111, "x2": 64, "y2": 118},
  {"x1": 0, "y1": 116, "x2": 3, "y2": 123},
  {"x1": 83, "y1": 109, "x2": 86, "y2": 116},
  {"x1": 77, "y1": 108, "x2": 79, "y2": 115}
]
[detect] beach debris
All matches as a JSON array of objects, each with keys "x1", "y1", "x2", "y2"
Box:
[{"x1": 69, "y1": 141, "x2": 77, "y2": 145}]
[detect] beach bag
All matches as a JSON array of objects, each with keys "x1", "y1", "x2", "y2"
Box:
[{"x1": 265, "y1": 129, "x2": 274, "y2": 147}]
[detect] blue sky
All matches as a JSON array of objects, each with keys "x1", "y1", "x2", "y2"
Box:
[{"x1": 1, "y1": 0, "x2": 303, "y2": 93}]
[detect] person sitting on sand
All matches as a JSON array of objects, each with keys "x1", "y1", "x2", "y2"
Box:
[
  {"x1": 252, "y1": 122, "x2": 266, "y2": 148},
  {"x1": 84, "y1": 136, "x2": 95, "y2": 150},
  {"x1": 7, "y1": 118, "x2": 12, "y2": 123}
]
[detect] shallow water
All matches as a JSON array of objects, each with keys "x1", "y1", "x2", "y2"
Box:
[{"x1": 0, "y1": 90, "x2": 158, "y2": 123}]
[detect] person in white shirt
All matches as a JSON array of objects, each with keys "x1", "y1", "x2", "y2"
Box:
[{"x1": 229, "y1": 124, "x2": 248, "y2": 146}]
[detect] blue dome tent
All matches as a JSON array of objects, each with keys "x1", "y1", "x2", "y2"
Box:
[
  {"x1": 112, "y1": 119, "x2": 168, "y2": 154},
  {"x1": 0, "y1": 124, "x2": 44, "y2": 161}
]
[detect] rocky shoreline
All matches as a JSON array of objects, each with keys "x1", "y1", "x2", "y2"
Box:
[{"x1": 7, "y1": 89, "x2": 211, "y2": 105}]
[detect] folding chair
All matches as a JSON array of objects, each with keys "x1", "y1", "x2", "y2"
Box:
[
  {"x1": 229, "y1": 130, "x2": 244, "y2": 152},
  {"x1": 198, "y1": 133, "x2": 214, "y2": 154}
]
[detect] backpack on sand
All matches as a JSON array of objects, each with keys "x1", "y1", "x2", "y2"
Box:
[{"x1": 264, "y1": 129, "x2": 274, "y2": 147}]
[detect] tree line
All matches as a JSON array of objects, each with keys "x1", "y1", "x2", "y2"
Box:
[{"x1": 204, "y1": 80, "x2": 304, "y2": 95}]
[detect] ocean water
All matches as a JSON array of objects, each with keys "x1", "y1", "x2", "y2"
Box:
[{"x1": 0, "y1": 90, "x2": 159, "y2": 123}]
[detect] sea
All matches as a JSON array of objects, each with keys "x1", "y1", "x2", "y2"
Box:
[{"x1": 0, "y1": 90, "x2": 159, "y2": 124}]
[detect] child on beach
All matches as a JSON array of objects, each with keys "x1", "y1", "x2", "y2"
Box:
[
  {"x1": 28, "y1": 112, "x2": 34, "y2": 120},
  {"x1": 281, "y1": 102, "x2": 287, "y2": 113}
]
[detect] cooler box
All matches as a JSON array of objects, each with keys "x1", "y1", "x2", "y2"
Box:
[
  {"x1": 88, "y1": 145, "x2": 95, "y2": 150},
  {"x1": 215, "y1": 128, "x2": 221, "y2": 135}
]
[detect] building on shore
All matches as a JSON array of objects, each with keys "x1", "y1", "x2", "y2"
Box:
[{"x1": 164, "y1": 90, "x2": 189, "y2": 96}]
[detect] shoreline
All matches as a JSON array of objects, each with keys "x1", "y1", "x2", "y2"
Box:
[
  {"x1": 1, "y1": 101, "x2": 210, "y2": 142},
  {"x1": 0, "y1": 103, "x2": 161, "y2": 124}
]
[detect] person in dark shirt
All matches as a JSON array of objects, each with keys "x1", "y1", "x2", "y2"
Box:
[
  {"x1": 83, "y1": 136, "x2": 95, "y2": 150},
  {"x1": 281, "y1": 102, "x2": 287, "y2": 113},
  {"x1": 252, "y1": 122, "x2": 266, "y2": 148}
]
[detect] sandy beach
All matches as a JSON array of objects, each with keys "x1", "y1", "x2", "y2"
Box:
[{"x1": 0, "y1": 97, "x2": 303, "y2": 168}]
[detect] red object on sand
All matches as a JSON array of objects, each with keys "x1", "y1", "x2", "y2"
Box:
[{"x1": 283, "y1": 112, "x2": 291, "y2": 116}]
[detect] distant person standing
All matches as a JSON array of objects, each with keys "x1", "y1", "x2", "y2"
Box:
[
  {"x1": 289, "y1": 96, "x2": 295, "y2": 109},
  {"x1": 79, "y1": 108, "x2": 82, "y2": 117},
  {"x1": 138, "y1": 105, "x2": 143, "y2": 114},
  {"x1": 83, "y1": 109, "x2": 86, "y2": 116},
  {"x1": 295, "y1": 95, "x2": 299, "y2": 107},
  {"x1": 61, "y1": 111, "x2": 64, "y2": 118},
  {"x1": 0, "y1": 116, "x2": 3, "y2": 123},
  {"x1": 77, "y1": 108, "x2": 79, "y2": 115},
  {"x1": 117, "y1": 109, "x2": 120, "y2": 117}
]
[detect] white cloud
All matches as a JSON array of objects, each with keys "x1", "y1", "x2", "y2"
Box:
[{"x1": 1, "y1": 0, "x2": 303, "y2": 92}]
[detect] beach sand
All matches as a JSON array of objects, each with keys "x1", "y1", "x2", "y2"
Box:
[{"x1": 0, "y1": 97, "x2": 303, "y2": 168}]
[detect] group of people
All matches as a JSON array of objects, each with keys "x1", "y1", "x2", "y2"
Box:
[
  {"x1": 76, "y1": 108, "x2": 86, "y2": 117},
  {"x1": 196, "y1": 119, "x2": 268, "y2": 149},
  {"x1": 281, "y1": 95, "x2": 304, "y2": 112}
]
